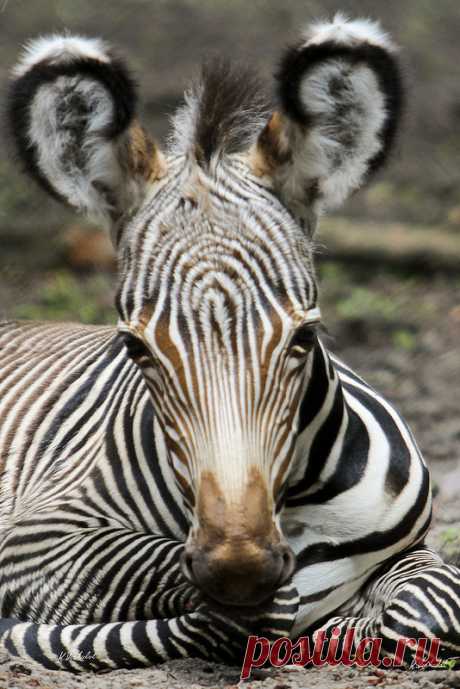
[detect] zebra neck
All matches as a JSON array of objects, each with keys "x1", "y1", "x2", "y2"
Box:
[{"x1": 286, "y1": 340, "x2": 347, "y2": 500}]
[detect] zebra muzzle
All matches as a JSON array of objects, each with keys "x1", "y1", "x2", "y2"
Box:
[
  {"x1": 181, "y1": 538, "x2": 296, "y2": 607},
  {"x1": 181, "y1": 469, "x2": 296, "y2": 606}
]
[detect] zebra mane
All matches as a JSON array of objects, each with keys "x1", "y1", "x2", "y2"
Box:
[{"x1": 169, "y1": 58, "x2": 272, "y2": 163}]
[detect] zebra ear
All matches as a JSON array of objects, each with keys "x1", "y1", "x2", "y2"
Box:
[
  {"x1": 252, "y1": 15, "x2": 403, "y2": 230},
  {"x1": 8, "y1": 34, "x2": 166, "y2": 233}
]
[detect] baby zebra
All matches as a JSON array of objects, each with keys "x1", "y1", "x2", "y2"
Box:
[{"x1": 0, "y1": 14, "x2": 459, "y2": 671}]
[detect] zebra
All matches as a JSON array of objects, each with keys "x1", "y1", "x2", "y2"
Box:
[{"x1": 0, "y1": 13, "x2": 459, "y2": 672}]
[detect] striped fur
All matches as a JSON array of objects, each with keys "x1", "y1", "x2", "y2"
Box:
[{"x1": 1, "y1": 15, "x2": 459, "y2": 670}]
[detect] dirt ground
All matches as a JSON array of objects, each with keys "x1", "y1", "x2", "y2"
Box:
[
  {"x1": 0, "y1": 262, "x2": 459, "y2": 689},
  {"x1": 2, "y1": 655, "x2": 460, "y2": 689}
]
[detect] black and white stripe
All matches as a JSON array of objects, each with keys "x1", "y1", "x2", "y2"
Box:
[{"x1": 1, "y1": 13, "x2": 459, "y2": 670}]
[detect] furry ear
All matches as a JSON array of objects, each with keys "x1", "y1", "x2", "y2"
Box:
[
  {"x1": 251, "y1": 14, "x2": 403, "y2": 232},
  {"x1": 8, "y1": 34, "x2": 165, "y2": 233}
]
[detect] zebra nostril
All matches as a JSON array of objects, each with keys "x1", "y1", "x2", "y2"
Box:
[
  {"x1": 279, "y1": 546, "x2": 296, "y2": 584},
  {"x1": 182, "y1": 540, "x2": 297, "y2": 606}
]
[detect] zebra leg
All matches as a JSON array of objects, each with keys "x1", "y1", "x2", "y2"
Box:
[
  {"x1": 0, "y1": 590, "x2": 299, "y2": 671},
  {"x1": 0, "y1": 523, "x2": 299, "y2": 669},
  {"x1": 312, "y1": 547, "x2": 460, "y2": 668},
  {"x1": 1, "y1": 525, "x2": 198, "y2": 624}
]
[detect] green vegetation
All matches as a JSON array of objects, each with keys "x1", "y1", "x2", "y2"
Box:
[
  {"x1": 335, "y1": 287, "x2": 398, "y2": 322},
  {"x1": 391, "y1": 329, "x2": 417, "y2": 352},
  {"x1": 317, "y1": 262, "x2": 429, "y2": 351},
  {"x1": 438, "y1": 527, "x2": 460, "y2": 571},
  {"x1": 440, "y1": 657, "x2": 460, "y2": 671},
  {"x1": 13, "y1": 271, "x2": 116, "y2": 325},
  {"x1": 440, "y1": 527, "x2": 460, "y2": 549}
]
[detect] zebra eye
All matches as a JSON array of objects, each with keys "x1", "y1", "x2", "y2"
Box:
[
  {"x1": 289, "y1": 324, "x2": 318, "y2": 355},
  {"x1": 119, "y1": 332, "x2": 151, "y2": 361}
]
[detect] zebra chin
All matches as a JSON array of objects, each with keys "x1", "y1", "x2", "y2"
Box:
[{"x1": 180, "y1": 468, "x2": 296, "y2": 607}]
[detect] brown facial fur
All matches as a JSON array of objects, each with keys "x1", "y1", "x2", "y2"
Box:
[
  {"x1": 184, "y1": 467, "x2": 294, "y2": 605},
  {"x1": 195, "y1": 467, "x2": 280, "y2": 558},
  {"x1": 249, "y1": 111, "x2": 292, "y2": 177},
  {"x1": 124, "y1": 120, "x2": 166, "y2": 182}
]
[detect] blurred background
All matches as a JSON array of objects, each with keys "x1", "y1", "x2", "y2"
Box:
[{"x1": 0, "y1": 0, "x2": 459, "y2": 500}]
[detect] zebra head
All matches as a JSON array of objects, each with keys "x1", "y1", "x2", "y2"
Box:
[{"x1": 9, "y1": 15, "x2": 402, "y2": 606}]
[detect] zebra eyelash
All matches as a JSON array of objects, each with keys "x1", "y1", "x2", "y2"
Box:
[
  {"x1": 289, "y1": 321, "x2": 320, "y2": 354},
  {"x1": 119, "y1": 331, "x2": 152, "y2": 362}
]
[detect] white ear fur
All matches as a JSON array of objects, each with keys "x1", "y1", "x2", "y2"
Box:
[
  {"x1": 293, "y1": 57, "x2": 387, "y2": 209},
  {"x1": 11, "y1": 34, "x2": 112, "y2": 78},
  {"x1": 257, "y1": 15, "x2": 402, "y2": 227},
  {"x1": 299, "y1": 15, "x2": 397, "y2": 209},
  {"x1": 303, "y1": 12, "x2": 395, "y2": 51},
  {"x1": 9, "y1": 34, "x2": 160, "y2": 230},
  {"x1": 28, "y1": 75, "x2": 123, "y2": 225}
]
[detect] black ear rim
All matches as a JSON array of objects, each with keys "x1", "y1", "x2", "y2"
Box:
[
  {"x1": 275, "y1": 40, "x2": 404, "y2": 177},
  {"x1": 7, "y1": 51, "x2": 138, "y2": 202}
]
